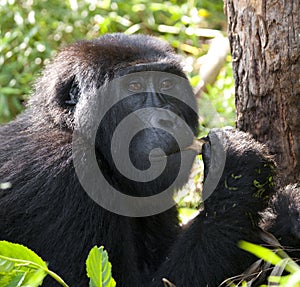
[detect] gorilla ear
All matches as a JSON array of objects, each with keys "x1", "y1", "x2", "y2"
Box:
[
  {"x1": 55, "y1": 76, "x2": 81, "y2": 110},
  {"x1": 65, "y1": 77, "x2": 81, "y2": 107}
]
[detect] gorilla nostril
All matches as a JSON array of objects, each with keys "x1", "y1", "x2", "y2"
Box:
[{"x1": 158, "y1": 119, "x2": 174, "y2": 129}]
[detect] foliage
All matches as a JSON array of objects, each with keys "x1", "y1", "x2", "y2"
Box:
[
  {"x1": 0, "y1": 241, "x2": 68, "y2": 287},
  {"x1": 86, "y1": 246, "x2": 116, "y2": 287},
  {"x1": 0, "y1": 0, "x2": 231, "y2": 122},
  {"x1": 0, "y1": 241, "x2": 116, "y2": 287},
  {"x1": 196, "y1": 0, "x2": 226, "y2": 30},
  {"x1": 239, "y1": 241, "x2": 300, "y2": 287},
  {"x1": 198, "y1": 57, "x2": 235, "y2": 136}
]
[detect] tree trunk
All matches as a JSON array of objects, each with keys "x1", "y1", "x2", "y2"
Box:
[{"x1": 224, "y1": 0, "x2": 300, "y2": 184}]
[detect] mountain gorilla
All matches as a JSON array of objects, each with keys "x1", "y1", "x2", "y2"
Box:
[{"x1": 0, "y1": 33, "x2": 299, "y2": 287}]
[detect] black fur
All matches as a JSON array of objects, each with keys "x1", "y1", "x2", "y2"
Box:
[
  {"x1": 261, "y1": 184, "x2": 300, "y2": 260},
  {"x1": 150, "y1": 128, "x2": 277, "y2": 287},
  {"x1": 0, "y1": 33, "x2": 299, "y2": 287}
]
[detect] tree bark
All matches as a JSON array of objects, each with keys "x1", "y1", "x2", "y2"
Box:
[{"x1": 224, "y1": 0, "x2": 300, "y2": 184}]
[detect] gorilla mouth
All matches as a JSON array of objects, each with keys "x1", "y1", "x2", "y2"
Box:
[
  {"x1": 149, "y1": 137, "x2": 208, "y2": 161},
  {"x1": 185, "y1": 138, "x2": 207, "y2": 155}
]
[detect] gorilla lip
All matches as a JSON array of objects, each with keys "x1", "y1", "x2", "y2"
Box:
[
  {"x1": 184, "y1": 138, "x2": 207, "y2": 155},
  {"x1": 149, "y1": 138, "x2": 207, "y2": 161}
]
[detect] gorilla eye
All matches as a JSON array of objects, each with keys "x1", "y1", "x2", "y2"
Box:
[
  {"x1": 160, "y1": 79, "x2": 174, "y2": 91},
  {"x1": 128, "y1": 82, "x2": 143, "y2": 92}
]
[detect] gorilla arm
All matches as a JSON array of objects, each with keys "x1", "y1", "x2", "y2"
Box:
[{"x1": 151, "y1": 129, "x2": 276, "y2": 287}]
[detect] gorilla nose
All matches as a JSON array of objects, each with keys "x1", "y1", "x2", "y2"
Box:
[{"x1": 158, "y1": 118, "x2": 174, "y2": 129}]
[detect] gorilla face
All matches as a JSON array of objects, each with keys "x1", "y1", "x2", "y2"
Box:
[
  {"x1": 29, "y1": 34, "x2": 198, "y2": 204},
  {"x1": 92, "y1": 66, "x2": 198, "y2": 196}
]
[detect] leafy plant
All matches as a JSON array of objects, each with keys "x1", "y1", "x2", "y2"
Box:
[
  {"x1": 0, "y1": 241, "x2": 68, "y2": 287},
  {"x1": 86, "y1": 246, "x2": 116, "y2": 287},
  {"x1": 239, "y1": 241, "x2": 300, "y2": 287},
  {"x1": 198, "y1": 58, "x2": 235, "y2": 136},
  {"x1": 0, "y1": 241, "x2": 116, "y2": 287}
]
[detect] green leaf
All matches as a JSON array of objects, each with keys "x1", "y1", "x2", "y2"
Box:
[
  {"x1": 0, "y1": 258, "x2": 14, "y2": 272},
  {"x1": 284, "y1": 271, "x2": 300, "y2": 286},
  {"x1": 22, "y1": 269, "x2": 47, "y2": 286},
  {"x1": 2, "y1": 272, "x2": 26, "y2": 287},
  {"x1": 0, "y1": 241, "x2": 47, "y2": 268},
  {"x1": 86, "y1": 246, "x2": 116, "y2": 287},
  {"x1": 239, "y1": 241, "x2": 282, "y2": 266},
  {"x1": 240, "y1": 240, "x2": 300, "y2": 276},
  {"x1": 0, "y1": 241, "x2": 69, "y2": 287},
  {"x1": 0, "y1": 87, "x2": 23, "y2": 95}
]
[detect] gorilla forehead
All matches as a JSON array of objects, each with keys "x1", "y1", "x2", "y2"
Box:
[
  {"x1": 56, "y1": 33, "x2": 182, "y2": 71},
  {"x1": 30, "y1": 34, "x2": 189, "y2": 133}
]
